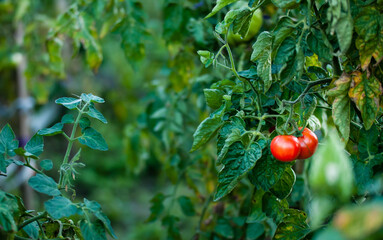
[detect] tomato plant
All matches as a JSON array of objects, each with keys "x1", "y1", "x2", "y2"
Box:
[{"x1": 270, "y1": 135, "x2": 301, "y2": 162}]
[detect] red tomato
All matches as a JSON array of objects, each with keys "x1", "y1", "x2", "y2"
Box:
[
  {"x1": 270, "y1": 135, "x2": 301, "y2": 162},
  {"x1": 297, "y1": 127, "x2": 318, "y2": 159}
]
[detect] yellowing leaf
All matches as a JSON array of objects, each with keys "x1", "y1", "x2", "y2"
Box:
[{"x1": 348, "y1": 71, "x2": 382, "y2": 130}]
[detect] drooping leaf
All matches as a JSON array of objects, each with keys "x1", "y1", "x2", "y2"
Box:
[
  {"x1": 306, "y1": 28, "x2": 333, "y2": 62},
  {"x1": 251, "y1": 31, "x2": 273, "y2": 92},
  {"x1": 28, "y1": 174, "x2": 61, "y2": 196},
  {"x1": 177, "y1": 196, "x2": 196, "y2": 217},
  {"x1": 55, "y1": 97, "x2": 81, "y2": 110},
  {"x1": 274, "y1": 208, "x2": 310, "y2": 240},
  {"x1": 78, "y1": 127, "x2": 108, "y2": 151},
  {"x1": 37, "y1": 123, "x2": 64, "y2": 136},
  {"x1": 45, "y1": 196, "x2": 82, "y2": 219},
  {"x1": 335, "y1": 15, "x2": 353, "y2": 54},
  {"x1": 47, "y1": 37, "x2": 65, "y2": 78},
  {"x1": 80, "y1": 93, "x2": 105, "y2": 104},
  {"x1": 249, "y1": 147, "x2": 291, "y2": 192},
  {"x1": 205, "y1": 0, "x2": 239, "y2": 19},
  {"x1": 328, "y1": 73, "x2": 351, "y2": 142},
  {"x1": 0, "y1": 191, "x2": 19, "y2": 232},
  {"x1": 348, "y1": 71, "x2": 382, "y2": 130},
  {"x1": 215, "y1": 142, "x2": 262, "y2": 201},
  {"x1": 147, "y1": 193, "x2": 166, "y2": 223},
  {"x1": 262, "y1": 192, "x2": 288, "y2": 224},
  {"x1": 84, "y1": 199, "x2": 117, "y2": 239},
  {"x1": 79, "y1": 219, "x2": 107, "y2": 240},
  {"x1": 270, "y1": 167, "x2": 296, "y2": 199},
  {"x1": 271, "y1": 0, "x2": 300, "y2": 9},
  {"x1": 354, "y1": 6, "x2": 383, "y2": 70},
  {"x1": 190, "y1": 105, "x2": 226, "y2": 152},
  {"x1": 86, "y1": 104, "x2": 107, "y2": 124}
]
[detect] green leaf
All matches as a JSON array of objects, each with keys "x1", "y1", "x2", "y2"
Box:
[
  {"x1": 204, "y1": 89, "x2": 224, "y2": 109},
  {"x1": 198, "y1": 50, "x2": 214, "y2": 68},
  {"x1": 328, "y1": 73, "x2": 351, "y2": 142},
  {"x1": 251, "y1": 31, "x2": 273, "y2": 92},
  {"x1": 37, "y1": 123, "x2": 64, "y2": 136},
  {"x1": 270, "y1": 167, "x2": 296, "y2": 199},
  {"x1": 271, "y1": 0, "x2": 300, "y2": 9},
  {"x1": 47, "y1": 38, "x2": 65, "y2": 78},
  {"x1": 45, "y1": 196, "x2": 82, "y2": 219},
  {"x1": 231, "y1": 7, "x2": 253, "y2": 38},
  {"x1": 177, "y1": 196, "x2": 196, "y2": 217},
  {"x1": 147, "y1": 193, "x2": 166, "y2": 222},
  {"x1": 274, "y1": 209, "x2": 310, "y2": 240},
  {"x1": 279, "y1": 45, "x2": 304, "y2": 86},
  {"x1": 354, "y1": 7, "x2": 383, "y2": 70},
  {"x1": 162, "y1": 215, "x2": 182, "y2": 240},
  {"x1": 119, "y1": 3, "x2": 147, "y2": 65},
  {"x1": 28, "y1": 174, "x2": 61, "y2": 196},
  {"x1": 246, "y1": 222, "x2": 265, "y2": 240},
  {"x1": 40, "y1": 159, "x2": 53, "y2": 171},
  {"x1": 25, "y1": 134, "x2": 44, "y2": 156},
  {"x1": 214, "y1": 218, "x2": 234, "y2": 238},
  {"x1": 214, "y1": 142, "x2": 262, "y2": 201},
  {"x1": 84, "y1": 199, "x2": 117, "y2": 239},
  {"x1": 0, "y1": 124, "x2": 19, "y2": 156},
  {"x1": 190, "y1": 105, "x2": 225, "y2": 152},
  {"x1": 61, "y1": 114, "x2": 74, "y2": 124},
  {"x1": 0, "y1": 155, "x2": 12, "y2": 173},
  {"x1": 272, "y1": 17, "x2": 296, "y2": 60},
  {"x1": 205, "y1": 0, "x2": 239, "y2": 19},
  {"x1": 80, "y1": 117, "x2": 91, "y2": 129},
  {"x1": 86, "y1": 104, "x2": 107, "y2": 124},
  {"x1": 249, "y1": 148, "x2": 291, "y2": 192},
  {"x1": 78, "y1": 127, "x2": 108, "y2": 151},
  {"x1": 0, "y1": 191, "x2": 19, "y2": 232},
  {"x1": 262, "y1": 192, "x2": 288, "y2": 224},
  {"x1": 217, "y1": 128, "x2": 242, "y2": 164},
  {"x1": 55, "y1": 97, "x2": 81, "y2": 110},
  {"x1": 335, "y1": 15, "x2": 353, "y2": 54},
  {"x1": 348, "y1": 71, "x2": 382, "y2": 130},
  {"x1": 247, "y1": 189, "x2": 267, "y2": 223},
  {"x1": 306, "y1": 28, "x2": 333, "y2": 62},
  {"x1": 79, "y1": 219, "x2": 107, "y2": 240},
  {"x1": 80, "y1": 93, "x2": 105, "y2": 104},
  {"x1": 23, "y1": 221, "x2": 39, "y2": 240}
]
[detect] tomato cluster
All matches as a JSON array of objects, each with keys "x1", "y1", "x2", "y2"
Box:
[{"x1": 270, "y1": 128, "x2": 318, "y2": 162}]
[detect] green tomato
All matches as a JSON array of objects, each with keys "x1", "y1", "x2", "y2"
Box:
[{"x1": 227, "y1": 8, "x2": 263, "y2": 44}]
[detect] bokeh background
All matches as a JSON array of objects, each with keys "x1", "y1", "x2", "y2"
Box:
[{"x1": 0, "y1": 0, "x2": 228, "y2": 239}]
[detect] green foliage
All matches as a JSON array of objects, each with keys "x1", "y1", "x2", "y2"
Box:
[{"x1": 0, "y1": 94, "x2": 115, "y2": 239}]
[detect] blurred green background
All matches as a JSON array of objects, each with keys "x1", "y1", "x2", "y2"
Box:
[{"x1": 0, "y1": 0, "x2": 223, "y2": 239}]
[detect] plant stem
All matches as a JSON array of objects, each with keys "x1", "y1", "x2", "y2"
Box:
[
  {"x1": 225, "y1": 43, "x2": 262, "y2": 114},
  {"x1": 24, "y1": 161, "x2": 43, "y2": 175},
  {"x1": 283, "y1": 78, "x2": 332, "y2": 105},
  {"x1": 17, "y1": 211, "x2": 47, "y2": 230},
  {"x1": 59, "y1": 102, "x2": 88, "y2": 187},
  {"x1": 198, "y1": 194, "x2": 212, "y2": 232}
]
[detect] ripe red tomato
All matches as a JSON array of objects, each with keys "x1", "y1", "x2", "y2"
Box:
[
  {"x1": 270, "y1": 135, "x2": 301, "y2": 162},
  {"x1": 297, "y1": 127, "x2": 318, "y2": 159}
]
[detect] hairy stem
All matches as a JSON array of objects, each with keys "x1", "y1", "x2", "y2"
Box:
[{"x1": 17, "y1": 211, "x2": 47, "y2": 230}]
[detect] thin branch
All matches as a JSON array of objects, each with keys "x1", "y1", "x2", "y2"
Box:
[
  {"x1": 17, "y1": 211, "x2": 47, "y2": 230},
  {"x1": 283, "y1": 78, "x2": 332, "y2": 105}
]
